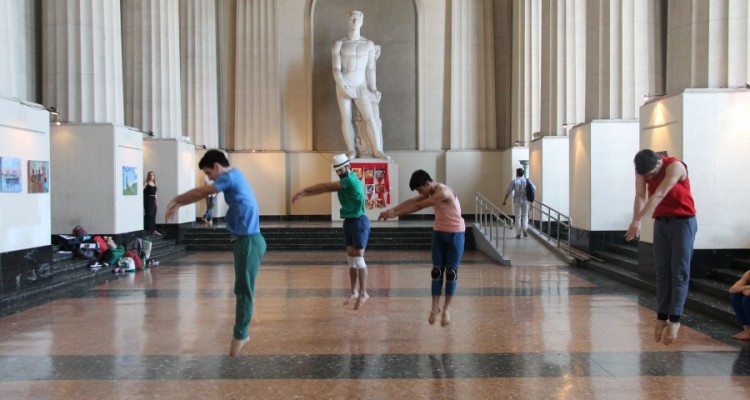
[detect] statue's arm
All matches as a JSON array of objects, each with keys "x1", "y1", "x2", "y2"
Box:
[
  {"x1": 332, "y1": 40, "x2": 346, "y2": 88},
  {"x1": 366, "y1": 41, "x2": 377, "y2": 92}
]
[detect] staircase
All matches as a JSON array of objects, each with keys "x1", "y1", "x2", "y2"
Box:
[
  {"x1": 0, "y1": 234, "x2": 186, "y2": 315},
  {"x1": 182, "y1": 226, "x2": 476, "y2": 251},
  {"x1": 582, "y1": 240, "x2": 742, "y2": 325}
]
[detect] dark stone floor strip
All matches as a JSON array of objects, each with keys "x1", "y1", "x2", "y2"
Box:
[{"x1": 1, "y1": 351, "x2": 748, "y2": 381}]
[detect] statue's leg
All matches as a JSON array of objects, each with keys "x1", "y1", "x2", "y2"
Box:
[
  {"x1": 353, "y1": 97, "x2": 388, "y2": 159},
  {"x1": 335, "y1": 93, "x2": 357, "y2": 159}
]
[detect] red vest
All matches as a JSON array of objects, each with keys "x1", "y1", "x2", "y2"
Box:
[{"x1": 647, "y1": 156, "x2": 697, "y2": 218}]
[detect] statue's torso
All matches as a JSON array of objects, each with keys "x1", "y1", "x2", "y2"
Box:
[{"x1": 340, "y1": 39, "x2": 370, "y2": 86}]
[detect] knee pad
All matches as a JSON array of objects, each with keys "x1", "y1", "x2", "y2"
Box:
[
  {"x1": 431, "y1": 267, "x2": 443, "y2": 280},
  {"x1": 347, "y1": 256, "x2": 356, "y2": 269},
  {"x1": 446, "y1": 268, "x2": 458, "y2": 281},
  {"x1": 353, "y1": 256, "x2": 367, "y2": 270}
]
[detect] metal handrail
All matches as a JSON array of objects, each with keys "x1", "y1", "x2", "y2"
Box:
[
  {"x1": 527, "y1": 200, "x2": 572, "y2": 257},
  {"x1": 474, "y1": 193, "x2": 515, "y2": 257}
]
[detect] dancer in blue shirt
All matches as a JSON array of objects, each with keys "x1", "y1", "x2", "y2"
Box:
[{"x1": 165, "y1": 149, "x2": 266, "y2": 356}]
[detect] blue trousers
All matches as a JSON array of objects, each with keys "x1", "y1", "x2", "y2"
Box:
[
  {"x1": 730, "y1": 293, "x2": 750, "y2": 326},
  {"x1": 652, "y1": 216, "x2": 697, "y2": 320},
  {"x1": 431, "y1": 231, "x2": 465, "y2": 297},
  {"x1": 233, "y1": 233, "x2": 266, "y2": 340}
]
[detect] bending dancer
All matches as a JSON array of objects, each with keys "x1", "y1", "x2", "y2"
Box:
[
  {"x1": 165, "y1": 150, "x2": 266, "y2": 356},
  {"x1": 626, "y1": 149, "x2": 697, "y2": 345},
  {"x1": 292, "y1": 154, "x2": 371, "y2": 310},
  {"x1": 379, "y1": 170, "x2": 465, "y2": 327}
]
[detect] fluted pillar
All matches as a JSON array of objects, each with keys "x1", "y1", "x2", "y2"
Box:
[
  {"x1": 0, "y1": 0, "x2": 36, "y2": 102},
  {"x1": 540, "y1": 0, "x2": 585, "y2": 136},
  {"x1": 216, "y1": 0, "x2": 236, "y2": 149},
  {"x1": 122, "y1": 0, "x2": 183, "y2": 138},
  {"x1": 585, "y1": 0, "x2": 662, "y2": 120},
  {"x1": 42, "y1": 0, "x2": 124, "y2": 123},
  {"x1": 449, "y1": 0, "x2": 497, "y2": 150},
  {"x1": 511, "y1": 0, "x2": 541, "y2": 145},
  {"x1": 231, "y1": 0, "x2": 281, "y2": 151},
  {"x1": 668, "y1": 0, "x2": 750, "y2": 92},
  {"x1": 179, "y1": 0, "x2": 219, "y2": 148}
]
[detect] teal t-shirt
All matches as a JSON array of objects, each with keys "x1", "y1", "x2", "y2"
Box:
[{"x1": 337, "y1": 172, "x2": 365, "y2": 219}]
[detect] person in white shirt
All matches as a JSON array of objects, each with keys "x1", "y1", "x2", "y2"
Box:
[{"x1": 502, "y1": 168, "x2": 535, "y2": 239}]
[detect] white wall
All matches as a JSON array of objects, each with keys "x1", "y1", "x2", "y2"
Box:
[
  {"x1": 446, "y1": 150, "x2": 503, "y2": 216},
  {"x1": 0, "y1": 97, "x2": 50, "y2": 252},
  {"x1": 144, "y1": 139, "x2": 196, "y2": 225},
  {"x1": 641, "y1": 89, "x2": 750, "y2": 249},
  {"x1": 230, "y1": 152, "x2": 287, "y2": 216},
  {"x1": 51, "y1": 124, "x2": 143, "y2": 234},
  {"x1": 530, "y1": 136, "x2": 570, "y2": 215},
  {"x1": 570, "y1": 121, "x2": 639, "y2": 231}
]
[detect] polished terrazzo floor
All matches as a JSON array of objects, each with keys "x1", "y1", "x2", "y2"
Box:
[{"x1": 0, "y1": 235, "x2": 749, "y2": 399}]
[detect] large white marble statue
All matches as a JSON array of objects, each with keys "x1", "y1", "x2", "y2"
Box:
[{"x1": 332, "y1": 10, "x2": 388, "y2": 160}]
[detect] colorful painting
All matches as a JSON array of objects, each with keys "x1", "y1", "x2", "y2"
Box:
[
  {"x1": 28, "y1": 160, "x2": 49, "y2": 193},
  {"x1": 122, "y1": 166, "x2": 138, "y2": 196},
  {"x1": 0, "y1": 157, "x2": 22, "y2": 193}
]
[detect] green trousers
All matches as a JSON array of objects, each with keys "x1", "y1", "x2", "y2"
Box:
[{"x1": 233, "y1": 233, "x2": 266, "y2": 340}]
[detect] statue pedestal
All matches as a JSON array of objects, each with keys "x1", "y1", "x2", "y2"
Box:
[{"x1": 332, "y1": 158, "x2": 398, "y2": 221}]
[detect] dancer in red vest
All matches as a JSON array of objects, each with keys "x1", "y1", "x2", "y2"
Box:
[{"x1": 626, "y1": 149, "x2": 697, "y2": 345}]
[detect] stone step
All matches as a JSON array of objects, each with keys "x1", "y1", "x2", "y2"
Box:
[{"x1": 182, "y1": 226, "x2": 475, "y2": 252}]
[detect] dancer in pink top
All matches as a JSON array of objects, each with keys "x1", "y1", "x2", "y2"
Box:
[{"x1": 379, "y1": 170, "x2": 465, "y2": 327}]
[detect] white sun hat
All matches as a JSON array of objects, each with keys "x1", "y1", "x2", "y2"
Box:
[{"x1": 332, "y1": 154, "x2": 350, "y2": 170}]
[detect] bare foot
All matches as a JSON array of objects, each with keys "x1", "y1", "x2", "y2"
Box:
[
  {"x1": 229, "y1": 337, "x2": 249, "y2": 357},
  {"x1": 428, "y1": 309, "x2": 441, "y2": 325},
  {"x1": 732, "y1": 329, "x2": 750, "y2": 340},
  {"x1": 343, "y1": 291, "x2": 358, "y2": 305},
  {"x1": 654, "y1": 320, "x2": 668, "y2": 343},
  {"x1": 353, "y1": 293, "x2": 369, "y2": 310},
  {"x1": 441, "y1": 310, "x2": 451, "y2": 327},
  {"x1": 661, "y1": 322, "x2": 680, "y2": 345}
]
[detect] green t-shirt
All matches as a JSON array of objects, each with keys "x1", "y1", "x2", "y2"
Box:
[{"x1": 337, "y1": 171, "x2": 365, "y2": 219}]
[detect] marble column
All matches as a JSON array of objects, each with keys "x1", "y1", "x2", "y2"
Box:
[
  {"x1": 450, "y1": 0, "x2": 497, "y2": 150},
  {"x1": 216, "y1": 0, "x2": 236, "y2": 149},
  {"x1": 231, "y1": 0, "x2": 282, "y2": 151},
  {"x1": 540, "y1": 0, "x2": 586, "y2": 136},
  {"x1": 41, "y1": 0, "x2": 124, "y2": 124},
  {"x1": 122, "y1": 0, "x2": 183, "y2": 138},
  {"x1": 667, "y1": 0, "x2": 750, "y2": 92},
  {"x1": 585, "y1": 0, "x2": 662, "y2": 120},
  {"x1": 511, "y1": 0, "x2": 541, "y2": 146},
  {"x1": 0, "y1": 0, "x2": 36, "y2": 102},
  {"x1": 179, "y1": 0, "x2": 219, "y2": 148}
]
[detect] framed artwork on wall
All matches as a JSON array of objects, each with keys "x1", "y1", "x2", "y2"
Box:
[
  {"x1": 123, "y1": 166, "x2": 138, "y2": 195},
  {"x1": 0, "y1": 157, "x2": 22, "y2": 193},
  {"x1": 28, "y1": 160, "x2": 49, "y2": 193}
]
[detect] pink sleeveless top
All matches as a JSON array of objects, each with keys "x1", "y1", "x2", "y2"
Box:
[{"x1": 433, "y1": 186, "x2": 466, "y2": 233}]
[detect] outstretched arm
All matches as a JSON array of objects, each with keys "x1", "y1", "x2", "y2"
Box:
[
  {"x1": 165, "y1": 185, "x2": 218, "y2": 222},
  {"x1": 292, "y1": 181, "x2": 343, "y2": 204},
  {"x1": 379, "y1": 186, "x2": 452, "y2": 220}
]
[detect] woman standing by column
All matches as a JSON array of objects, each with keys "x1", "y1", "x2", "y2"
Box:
[{"x1": 143, "y1": 171, "x2": 161, "y2": 236}]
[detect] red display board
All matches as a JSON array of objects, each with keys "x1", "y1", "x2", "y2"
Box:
[{"x1": 350, "y1": 161, "x2": 391, "y2": 210}]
